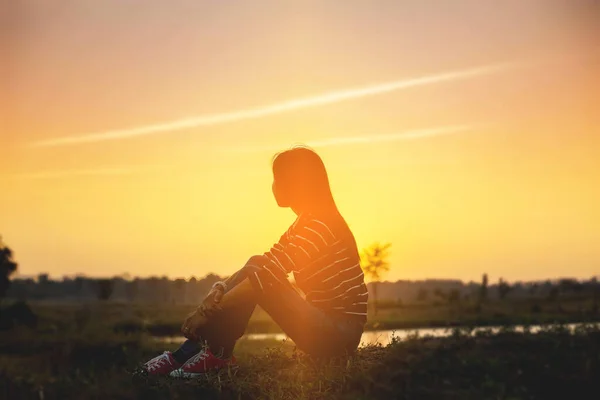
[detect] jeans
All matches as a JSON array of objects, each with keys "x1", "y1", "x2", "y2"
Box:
[{"x1": 173, "y1": 263, "x2": 364, "y2": 362}]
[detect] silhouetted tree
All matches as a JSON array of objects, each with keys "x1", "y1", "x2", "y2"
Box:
[
  {"x1": 0, "y1": 237, "x2": 18, "y2": 301},
  {"x1": 479, "y1": 273, "x2": 488, "y2": 304},
  {"x1": 448, "y1": 288, "x2": 461, "y2": 304},
  {"x1": 160, "y1": 276, "x2": 170, "y2": 303},
  {"x1": 360, "y1": 242, "x2": 391, "y2": 316},
  {"x1": 433, "y1": 288, "x2": 447, "y2": 302},
  {"x1": 416, "y1": 288, "x2": 429, "y2": 302},
  {"x1": 559, "y1": 279, "x2": 575, "y2": 295},
  {"x1": 125, "y1": 279, "x2": 139, "y2": 303},
  {"x1": 512, "y1": 281, "x2": 524, "y2": 296},
  {"x1": 548, "y1": 286, "x2": 560, "y2": 302},
  {"x1": 498, "y1": 278, "x2": 511, "y2": 300},
  {"x1": 174, "y1": 278, "x2": 186, "y2": 304},
  {"x1": 529, "y1": 283, "x2": 539, "y2": 296},
  {"x1": 96, "y1": 279, "x2": 115, "y2": 301},
  {"x1": 591, "y1": 277, "x2": 599, "y2": 313}
]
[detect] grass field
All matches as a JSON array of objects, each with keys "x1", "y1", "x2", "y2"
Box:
[
  {"x1": 22, "y1": 296, "x2": 600, "y2": 336},
  {"x1": 2, "y1": 298, "x2": 599, "y2": 398},
  {"x1": 1, "y1": 323, "x2": 599, "y2": 399}
]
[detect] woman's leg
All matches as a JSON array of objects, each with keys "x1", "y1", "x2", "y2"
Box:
[
  {"x1": 172, "y1": 264, "x2": 257, "y2": 362},
  {"x1": 201, "y1": 264, "x2": 363, "y2": 358},
  {"x1": 171, "y1": 339, "x2": 203, "y2": 364},
  {"x1": 141, "y1": 262, "x2": 266, "y2": 375},
  {"x1": 253, "y1": 279, "x2": 363, "y2": 357}
]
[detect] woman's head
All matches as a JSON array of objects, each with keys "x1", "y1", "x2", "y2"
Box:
[{"x1": 271, "y1": 145, "x2": 337, "y2": 214}]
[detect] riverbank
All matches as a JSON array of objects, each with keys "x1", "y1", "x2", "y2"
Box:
[
  {"x1": 1, "y1": 324, "x2": 599, "y2": 399},
  {"x1": 157, "y1": 322, "x2": 600, "y2": 348}
]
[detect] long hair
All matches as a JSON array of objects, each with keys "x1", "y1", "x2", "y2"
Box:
[{"x1": 272, "y1": 145, "x2": 339, "y2": 215}]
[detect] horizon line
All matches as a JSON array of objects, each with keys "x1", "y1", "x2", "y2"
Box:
[{"x1": 12, "y1": 272, "x2": 598, "y2": 285}]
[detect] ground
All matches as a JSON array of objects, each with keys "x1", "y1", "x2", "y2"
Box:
[{"x1": 1, "y1": 324, "x2": 599, "y2": 399}]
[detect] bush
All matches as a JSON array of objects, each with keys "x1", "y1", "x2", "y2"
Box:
[
  {"x1": 0, "y1": 301, "x2": 38, "y2": 330},
  {"x1": 531, "y1": 303, "x2": 543, "y2": 314}
]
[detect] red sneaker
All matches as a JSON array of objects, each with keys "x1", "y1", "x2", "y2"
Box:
[
  {"x1": 143, "y1": 351, "x2": 181, "y2": 376},
  {"x1": 170, "y1": 348, "x2": 237, "y2": 378}
]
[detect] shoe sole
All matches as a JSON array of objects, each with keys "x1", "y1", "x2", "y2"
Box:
[{"x1": 169, "y1": 365, "x2": 239, "y2": 379}]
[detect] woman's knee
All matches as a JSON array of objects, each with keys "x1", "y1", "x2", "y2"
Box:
[
  {"x1": 244, "y1": 255, "x2": 268, "y2": 269},
  {"x1": 224, "y1": 256, "x2": 268, "y2": 288},
  {"x1": 238, "y1": 255, "x2": 269, "y2": 278}
]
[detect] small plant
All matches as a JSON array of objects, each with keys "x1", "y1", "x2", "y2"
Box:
[{"x1": 360, "y1": 242, "x2": 391, "y2": 316}]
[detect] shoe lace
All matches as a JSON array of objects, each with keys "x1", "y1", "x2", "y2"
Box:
[
  {"x1": 146, "y1": 352, "x2": 171, "y2": 372},
  {"x1": 184, "y1": 342, "x2": 211, "y2": 366}
]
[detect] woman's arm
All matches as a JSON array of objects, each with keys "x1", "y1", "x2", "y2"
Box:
[{"x1": 181, "y1": 255, "x2": 268, "y2": 340}]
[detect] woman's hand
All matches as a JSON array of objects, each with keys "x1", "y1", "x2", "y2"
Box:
[
  {"x1": 181, "y1": 309, "x2": 207, "y2": 341},
  {"x1": 180, "y1": 283, "x2": 226, "y2": 340},
  {"x1": 201, "y1": 283, "x2": 225, "y2": 312}
]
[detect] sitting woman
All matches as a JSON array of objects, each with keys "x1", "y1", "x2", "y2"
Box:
[{"x1": 142, "y1": 146, "x2": 368, "y2": 378}]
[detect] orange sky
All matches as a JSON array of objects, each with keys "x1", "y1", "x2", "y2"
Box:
[{"x1": 2, "y1": 1, "x2": 599, "y2": 282}]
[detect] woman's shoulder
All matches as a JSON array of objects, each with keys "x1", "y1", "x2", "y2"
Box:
[{"x1": 301, "y1": 211, "x2": 352, "y2": 239}]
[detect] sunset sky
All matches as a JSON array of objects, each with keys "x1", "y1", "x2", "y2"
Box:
[{"x1": 2, "y1": 0, "x2": 599, "y2": 283}]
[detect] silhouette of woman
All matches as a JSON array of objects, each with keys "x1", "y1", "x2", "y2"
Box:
[{"x1": 141, "y1": 146, "x2": 368, "y2": 378}]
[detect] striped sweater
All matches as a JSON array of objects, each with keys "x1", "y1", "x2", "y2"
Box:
[{"x1": 249, "y1": 212, "x2": 368, "y2": 321}]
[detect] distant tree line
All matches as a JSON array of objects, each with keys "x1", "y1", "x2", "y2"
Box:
[
  {"x1": 7, "y1": 273, "x2": 224, "y2": 305},
  {"x1": 6, "y1": 272, "x2": 599, "y2": 309},
  {"x1": 2, "y1": 236, "x2": 599, "y2": 310},
  {"x1": 385, "y1": 275, "x2": 600, "y2": 307}
]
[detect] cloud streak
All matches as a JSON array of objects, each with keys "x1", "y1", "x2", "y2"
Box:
[
  {"x1": 12, "y1": 125, "x2": 475, "y2": 180},
  {"x1": 226, "y1": 125, "x2": 475, "y2": 153},
  {"x1": 31, "y1": 61, "x2": 520, "y2": 147}
]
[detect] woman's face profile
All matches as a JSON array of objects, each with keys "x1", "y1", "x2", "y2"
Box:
[{"x1": 272, "y1": 177, "x2": 288, "y2": 208}]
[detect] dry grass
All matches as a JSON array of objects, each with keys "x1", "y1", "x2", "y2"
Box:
[{"x1": 1, "y1": 324, "x2": 599, "y2": 399}]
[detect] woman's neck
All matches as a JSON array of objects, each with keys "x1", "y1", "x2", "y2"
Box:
[{"x1": 291, "y1": 202, "x2": 337, "y2": 218}]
